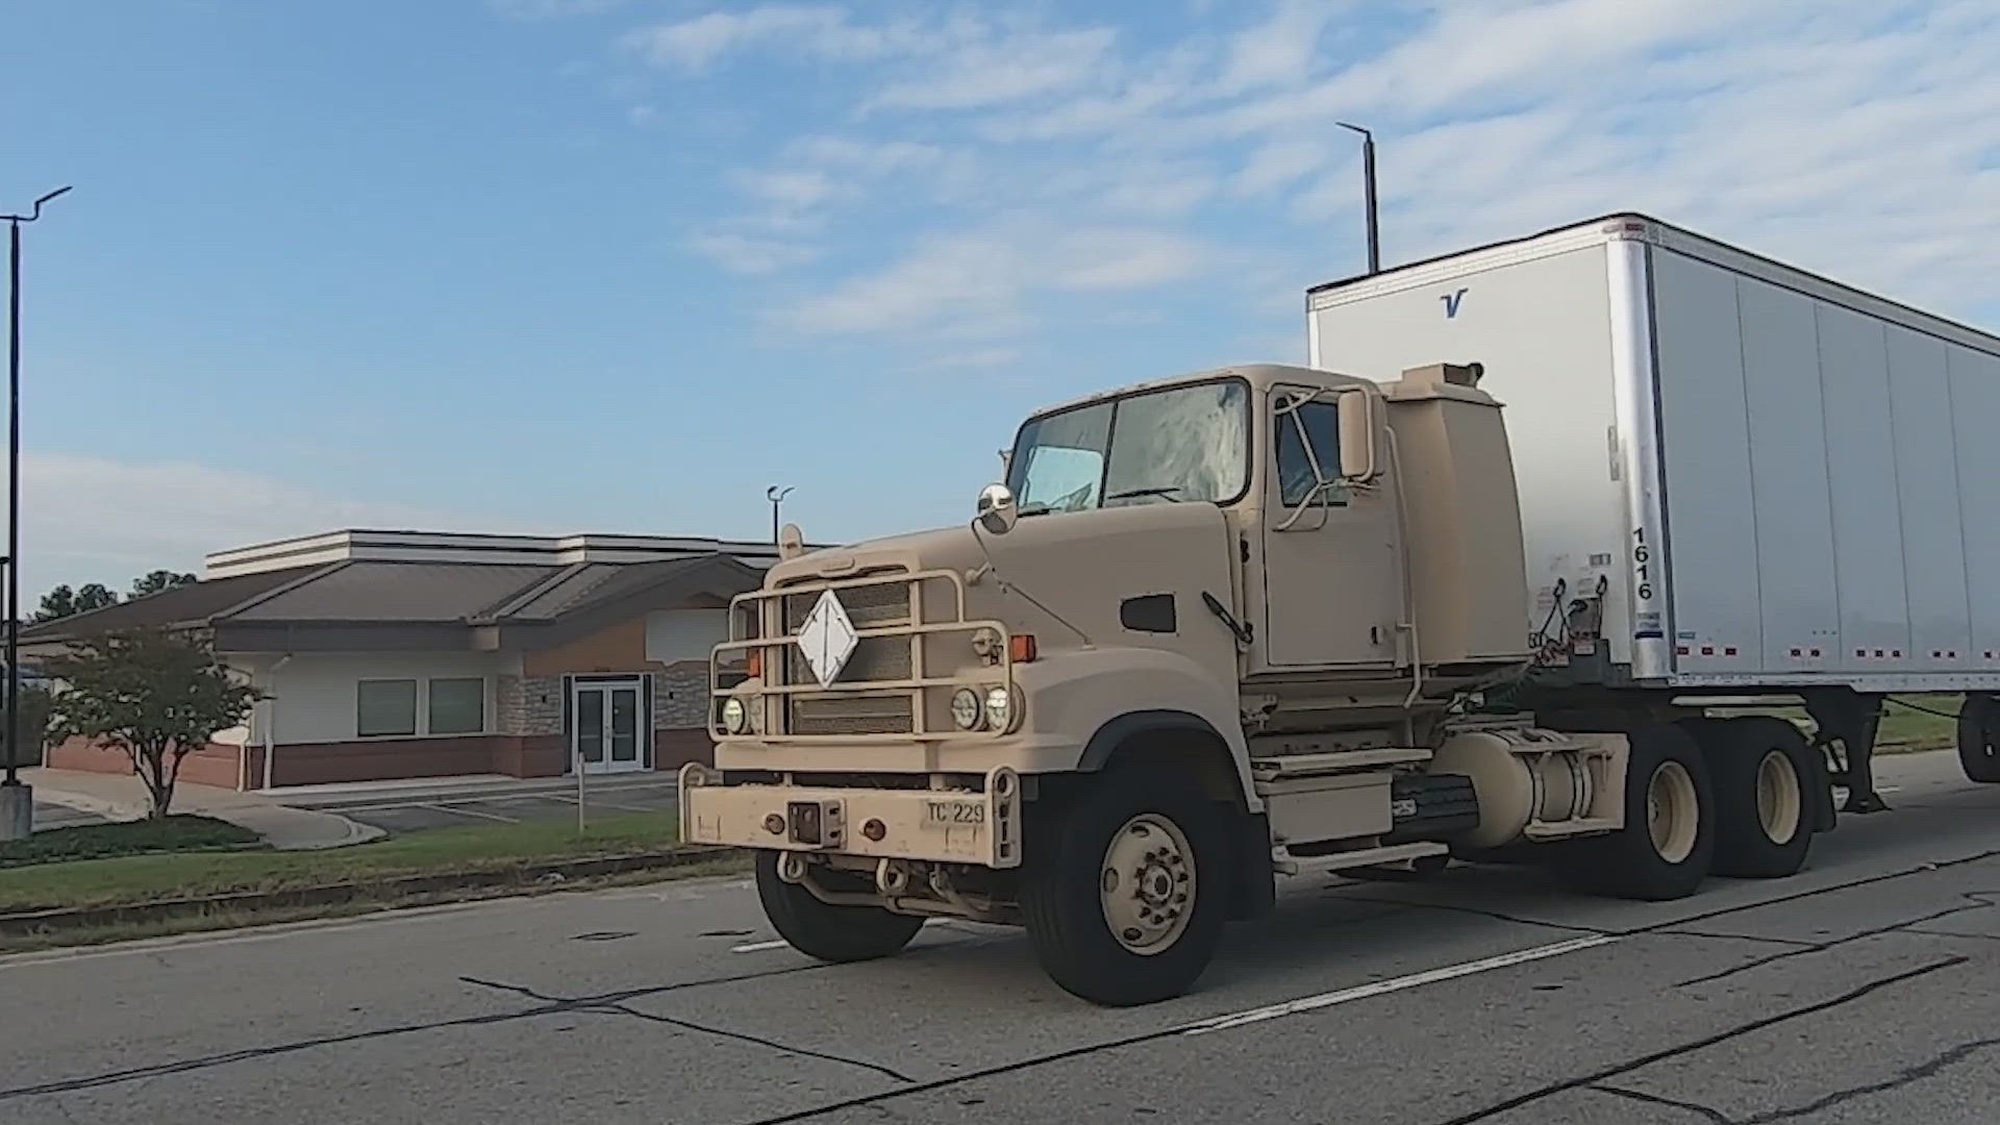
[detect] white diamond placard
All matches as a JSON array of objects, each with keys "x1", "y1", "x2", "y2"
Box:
[{"x1": 796, "y1": 589, "x2": 859, "y2": 687}]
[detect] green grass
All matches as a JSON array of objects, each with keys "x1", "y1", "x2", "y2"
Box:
[
  {"x1": 0, "y1": 810, "x2": 689, "y2": 914},
  {"x1": 1702, "y1": 693, "x2": 1962, "y2": 753},
  {"x1": 0, "y1": 815, "x2": 262, "y2": 868}
]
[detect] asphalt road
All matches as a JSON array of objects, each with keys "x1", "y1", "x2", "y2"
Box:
[{"x1": 2, "y1": 750, "x2": 1995, "y2": 1125}]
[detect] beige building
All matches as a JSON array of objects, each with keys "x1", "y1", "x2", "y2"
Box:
[{"x1": 20, "y1": 529, "x2": 791, "y2": 790}]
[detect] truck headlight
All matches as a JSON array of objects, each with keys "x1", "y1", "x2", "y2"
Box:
[
  {"x1": 982, "y1": 685, "x2": 1015, "y2": 731},
  {"x1": 950, "y1": 687, "x2": 983, "y2": 730},
  {"x1": 721, "y1": 696, "x2": 748, "y2": 734}
]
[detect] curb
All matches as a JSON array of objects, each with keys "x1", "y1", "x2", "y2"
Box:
[{"x1": 0, "y1": 846, "x2": 746, "y2": 938}]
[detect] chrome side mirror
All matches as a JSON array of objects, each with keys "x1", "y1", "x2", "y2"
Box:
[{"x1": 975, "y1": 482, "x2": 1019, "y2": 535}]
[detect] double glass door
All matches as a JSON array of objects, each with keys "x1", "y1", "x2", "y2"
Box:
[{"x1": 572, "y1": 678, "x2": 646, "y2": 775}]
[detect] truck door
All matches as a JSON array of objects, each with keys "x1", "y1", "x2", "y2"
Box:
[{"x1": 1259, "y1": 383, "x2": 1403, "y2": 668}]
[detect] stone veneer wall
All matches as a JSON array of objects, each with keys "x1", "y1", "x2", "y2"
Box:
[
  {"x1": 497, "y1": 665, "x2": 710, "y2": 739},
  {"x1": 496, "y1": 674, "x2": 565, "y2": 738},
  {"x1": 653, "y1": 661, "x2": 710, "y2": 729}
]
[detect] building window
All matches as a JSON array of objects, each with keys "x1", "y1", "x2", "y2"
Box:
[
  {"x1": 428, "y1": 677, "x2": 485, "y2": 736},
  {"x1": 357, "y1": 679, "x2": 418, "y2": 737}
]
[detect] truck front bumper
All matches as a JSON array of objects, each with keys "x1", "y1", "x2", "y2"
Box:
[{"x1": 677, "y1": 762, "x2": 1025, "y2": 869}]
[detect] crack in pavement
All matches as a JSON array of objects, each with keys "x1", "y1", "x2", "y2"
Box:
[
  {"x1": 1674, "y1": 891, "x2": 1999, "y2": 989},
  {"x1": 1588, "y1": 1033, "x2": 2000, "y2": 1125},
  {"x1": 1327, "y1": 893, "x2": 1612, "y2": 939},
  {"x1": 1738, "y1": 1034, "x2": 2000, "y2": 1123},
  {"x1": 10, "y1": 847, "x2": 1997, "y2": 1114},
  {"x1": 1593, "y1": 1083, "x2": 1733, "y2": 1124},
  {"x1": 1653, "y1": 928, "x2": 1816, "y2": 948},
  {"x1": 0, "y1": 960, "x2": 839, "y2": 1103},
  {"x1": 452, "y1": 977, "x2": 915, "y2": 1084},
  {"x1": 1427, "y1": 956, "x2": 1970, "y2": 1125},
  {"x1": 1318, "y1": 849, "x2": 2000, "y2": 953}
]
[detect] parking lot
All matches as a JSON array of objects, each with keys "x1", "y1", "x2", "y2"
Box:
[
  {"x1": 304, "y1": 777, "x2": 680, "y2": 835},
  {"x1": 30, "y1": 801, "x2": 107, "y2": 832}
]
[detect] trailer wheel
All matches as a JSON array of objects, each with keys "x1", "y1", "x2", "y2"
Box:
[
  {"x1": 1702, "y1": 717, "x2": 1819, "y2": 878},
  {"x1": 1019, "y1": 769, "x2": 1229, "y2": 1007},
  {"x1": 754, "y1": 852, "x2": 925, "y2": 963},
  {"x1": 1960, "y1": 695, "x2": 2000, "y2": 784},
  {"x1": 1554, "y1": 723, "x2": 1714, "y2": 901}
]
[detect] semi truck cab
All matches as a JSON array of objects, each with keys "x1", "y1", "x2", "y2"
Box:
[{"x1": 680, "y1": 360, "x2": 1639, "y2": 1006}]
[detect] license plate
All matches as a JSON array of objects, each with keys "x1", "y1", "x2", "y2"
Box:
[{"x1": 923, "y1": 799, "x2": 986, "y2": 828}]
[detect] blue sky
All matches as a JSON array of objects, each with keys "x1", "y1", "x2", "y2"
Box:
[{"x1": 4, "y1": 0, "x2": 1996, "y2": 598}]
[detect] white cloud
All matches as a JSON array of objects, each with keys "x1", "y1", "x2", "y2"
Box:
[
  {"x1": 621, "y1": 4, "x2": 934, "y2": 73},
  {"x1": 635, "y1": 0, "x2": 2000, "y2": 363},
  {"x1": 2, "y1": 453, "x2": 501, "y2": 600},
  {"x1": 689, "y1": 231, "x2": 823, "y2": 275},
  {"x1": 489, "y1": 0, "x2": 628, "y2": 20},
  {"x1": 787, "y1": 223, "x2": 1206, "y2": 338},
  {"x1": 1214, "y1": 0, "x2": 1337, "y2": 95},
  {"x1": 864, "y1": 27, "x2": 1119, "y2": 112}
]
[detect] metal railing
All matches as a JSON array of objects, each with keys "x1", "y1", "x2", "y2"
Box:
[{"x1": 709, "y1": 566, "x2": 1024, "y2": 744}]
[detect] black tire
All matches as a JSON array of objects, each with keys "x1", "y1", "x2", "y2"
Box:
[
  {"x1": 1019, "y1": 770, "x2": 1231, "y2": 1007},
  {"x1": 754, "y1": 851, "x2": 925, "y2": 963},
  {"x1": 1960, "y1": 695, "x2": 2000, "y2": 784},
  {"x1": 1553, "y1": 723, "x2": 1715, "y2": 901},
  {"x1": 1700, "y1": 717, "x2": 1819, "y2": 879}
]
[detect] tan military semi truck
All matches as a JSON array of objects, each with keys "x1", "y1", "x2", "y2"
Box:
[{"x1": 680, "y1": 212, "x2": 2000, "y2": 1007}]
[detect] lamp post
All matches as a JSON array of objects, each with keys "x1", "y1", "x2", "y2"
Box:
[
  {"x1": 1335, "y1": 122, "x2": 1381, "y2": 275},
  {"x1": 1, "y1": 185, "x2": 69, "y2": 841},
  {"x1": 766, "y1": 485, "x2": 794, "y2": 546}
]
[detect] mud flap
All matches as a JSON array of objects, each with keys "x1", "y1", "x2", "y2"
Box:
[{"x1": 1226, "y1": 808, "x2": 1276, "y2": 921}]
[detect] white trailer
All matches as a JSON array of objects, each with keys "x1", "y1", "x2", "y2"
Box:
[{"x1": 1306, "y1": 212, "x2": 2000, "y2": 805}]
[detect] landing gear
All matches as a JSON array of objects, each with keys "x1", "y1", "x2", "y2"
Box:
[
  {"x1": 755, "y1": 851, "x2": 926, "y2": 963},
  {"x1": 1019, "y1": 769, "x2": 1230, "y2": 1007},
  {"x1": 1553, "y1": 723, "x2": 1714, "y2": 900},
  {"x1": 1805, "y1": 689, "x2": 1890, "y2": 813},
  {"x1": 1960, "y1": 694, "x2": 2000, "y2": 784}
]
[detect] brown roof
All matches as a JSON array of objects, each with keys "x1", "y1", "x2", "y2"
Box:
[
  {"x1": 17, "y1": 565, "x2": 331, "y2": 644},
  {"x1": 17, "y1": 553, "x2": 763, "y2": 654},
  {"x1": 227, "y1": 562, "x2": 560, "y2": 623}
]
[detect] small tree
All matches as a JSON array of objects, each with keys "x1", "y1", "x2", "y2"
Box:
[
  {"x1": 131, "y1": 570, "x2": 198, "y2": 598},
  {"x1": 35, "y1": 582, "x2": 120, "y2": 623},
  {"x1": 45, "y1": 626, "x2": 261, "y2": 818}
]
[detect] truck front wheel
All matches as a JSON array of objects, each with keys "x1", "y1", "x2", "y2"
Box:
[
  {"x1": 754, "y1": 851, "x2": 925, "y2": 963},
  {"x1": 1020, "y1": 770, "x2": 1230, "y2": 1007}
]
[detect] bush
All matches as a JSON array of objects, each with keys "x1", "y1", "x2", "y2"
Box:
[{"x1": 0, "y1": 815, "x2": 263, "y2": 868}]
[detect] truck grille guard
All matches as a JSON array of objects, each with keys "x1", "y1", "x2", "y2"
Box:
[{"x1": 708, "y1": 566, "x2": 1024, "y2": 744}]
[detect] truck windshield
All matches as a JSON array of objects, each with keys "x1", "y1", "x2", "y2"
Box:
[{"x1": 1006, "y1": 378, "x2": 1249, "y2": 516}]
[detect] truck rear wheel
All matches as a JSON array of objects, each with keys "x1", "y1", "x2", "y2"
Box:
[
  {"x1": 1019, "y1": 770, "x2": 1229, "y2": 1007},
  {"x1": 1700, "y1": 717, "x2": 1818, "y2": 879},
  {"x1": 754, "y1": 851, "x2": 925, "y2": 963},
  {"x1": 1959, "y1": 695, "x2": 2000, "y2": 784},
  {"x1": 1554, "y1": 723, "x2": 1714, "y2": 901}
]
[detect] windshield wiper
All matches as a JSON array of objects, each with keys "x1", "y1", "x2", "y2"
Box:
[{"x1": 1104, "y1": 486, "x2": 1182, "y2": 503}]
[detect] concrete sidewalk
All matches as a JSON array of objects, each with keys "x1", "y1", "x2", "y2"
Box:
[{"x1": 18, "y1": 768, "x2": 384, "y2": 851}]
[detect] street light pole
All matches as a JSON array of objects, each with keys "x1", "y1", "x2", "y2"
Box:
[
  {"x1": 766, "y1": 485, "x2": 794, "y2": 546},
  {"x1": 1335, "y1": 122, "x2": 1381, "y2": 275},
  {"x1": 1, "y1": 185, "x2": 69, "y2": 840}
]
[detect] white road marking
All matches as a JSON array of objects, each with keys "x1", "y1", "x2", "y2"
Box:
[{"x1": 1176, "y1": 935, "x2": 1617, "y2": 1036}]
